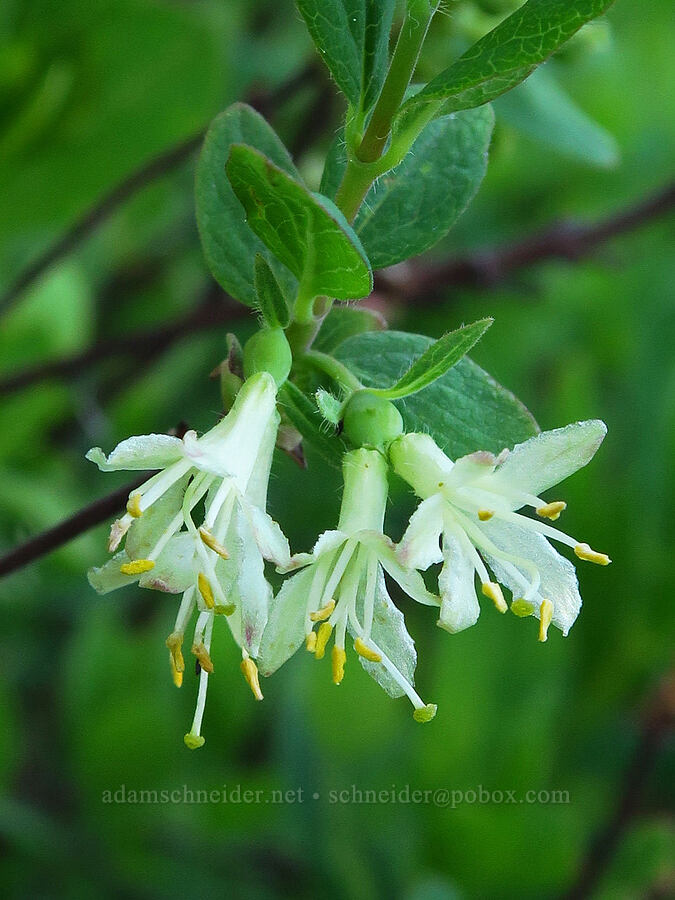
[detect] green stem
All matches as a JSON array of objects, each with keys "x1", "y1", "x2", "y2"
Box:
[
  {"x1": 357, "y1": 0, "x2": 438, "y2": 164},
  {"x1": 301, "y1": 350, "x2": 363, "y2": 393}
]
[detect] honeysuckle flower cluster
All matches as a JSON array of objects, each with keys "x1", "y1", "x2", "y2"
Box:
[{"x1": 88, "y1": 370, "x2": 610, "y2": 747}]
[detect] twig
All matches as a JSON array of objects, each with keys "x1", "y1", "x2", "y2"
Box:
[
  {"x1": 0, "y1": 63, "x2": 319, "y2": 317},
  {"x1": 0, "y1": 480, "x2": 144, "y2": 578},
  {"x1": 561, "y1": 670, "x2": 675, "y2": 900},
  {"x1": 376, "y1": 181, "x2": 675, "y2": 300}
]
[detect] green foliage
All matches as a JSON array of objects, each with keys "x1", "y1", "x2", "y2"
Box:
[
  {"x1": 398, "y1": 0, "x2": 616, "y2": 119},
  {"x1": 322, "y1": 106, "x2": 494, "y2": 268},
  {"x1": 196, "y1": 103, "x2": 300, "y2": 308},
  {"x1": 295, "y1": 0, "x2": 396, "y2": 111},
  {"x1": 369, "y1": 319, "x2": 493, "y2": 400},
  {"x1": 336, "y1": 331, "x2": 539, "y2": 456},
  {"x1": 312, "y1": 305, "x2": 384, "y2": 353},
  {"x1": 226, "y1": 145, "x2": 373, "y2": 306},
  {"x1": 253, "y1": 254, "x2": 291, "y2": 328}
]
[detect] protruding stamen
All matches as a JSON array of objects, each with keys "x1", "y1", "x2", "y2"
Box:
[
  {"x1": 126, "y1": 493, "x2": 143, "y2": 518},
  {"x1": 536, "y1": 501, "x2": 566, "y2": 521},
  {"x1": 413, "y1": 703, "x2": 437, "y2": 723},
  {"x1": 169, "y1": 654, "x2": 183, "y2": 688},
  {"x1": 184, "y1": 733, "x2": 205, "y2": 749},
  {"x1": 165, "y1": 632, "x2": 185, "y2": 672},
  {"x1": 119, "y1": 558, "x2": 154, "y2": 576},
  {"x1": 574, "y1": 543, "x2": 611, "y2": 566},
  {"x1": 314, "y1": 622, "x2": 333, "y2": 659},
  {"x1": 478, "y1": 508, "x2": 495, "y2": 521},
  {"x1": 305, "y1": 631, "x2": 317, "y2": 652},
  {"x1": 198, "y1": 526, "x2": 229, "y2": 560},
  {"x1": 538, "y1": 599, "x2": 554, "y2": 642},
  {"x1": 197, "y1": 573, "x2": 215, "y2": 609},
  {"x1": 309, "y1": 599, "x2": 336, "y2": 622},
  {"x1": 482, "y1": 581, "x2": 507, "y2": 613},
  {"x1": 191, "y1": 642, "x2": 214, "y2": 673},
  {"x1": 240, "y1": 658, "x2": 263, "y2": 701},
  {"x1": 332, "y1": 646, "x2": 346, "y2": 685},
  {"x1": 354, "y1": 637, "x2": 382, "y2": 662},
  {"x1": 109, "y1": 516, "x2": 132, "y2": 552},
  {"x1": 511, "y1": 598, "x2": 534, "y2": 618},
  {"x1": 213, "y1": 603, "x2": 235, "y2": 616}
]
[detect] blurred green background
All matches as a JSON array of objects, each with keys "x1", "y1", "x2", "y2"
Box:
[{"x1": 0, "y1": 1, "x2": 673, "y2": 897}]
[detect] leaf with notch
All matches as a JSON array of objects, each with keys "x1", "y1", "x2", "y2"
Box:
[
  {"x1": 398, "y1": 0, "x2": 616, "y2": 120},
  {"x1": 296, "y1": 0, "x2": 395, "y2": 111},
  {"x1": 196, "y1": 103, "x2": 299, "y2": 308},
  {"x1": 226, "y1": 145, "x2": 373, "y2": 302},
  {"x1": 335, "y1": 331, "x2": 538, "y2": 457},
  {"x1": 254, "y1": 254, "x2": 290, "y2": 328},
  {"x1": 321, "y1": 106, "x2": 494, "y2": 268},
  {"x1": 370, "y1": 319, "x2": 492, "y2": 400}
]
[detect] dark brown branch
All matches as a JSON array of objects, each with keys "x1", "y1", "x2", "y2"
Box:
[
  {"x1": 0, "y1": 479, "x2": 145, "y2": 578},
  {"x1": 376, "y1": 180, "x2": 675, "y2": 301},
  {"x1": 0, "y1": 63, "x2": 319, "y2": 317},
  {"x1": 0, "y1": 289, "x2": 247, "y2": 396},
  {"x1": 561, "y1": 670, "x2": 675, "y2": 900}
]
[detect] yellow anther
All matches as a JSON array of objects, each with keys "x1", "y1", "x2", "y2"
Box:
[
  {"x1": 314, "y1": 622, "x2": 333, "y2": 660},
  {"x1": 240, "y1": 658, "x2": 263, "y2": 701},
  {"x1": 198, "y1": 526, "x2": 229, "y2": 560},
  {"x1": 538, "y1": 599, "x2": 554, "y2": 643},
  {"x1": 191, "y1": 642, "x2": 214, "y2": 673},
  {"x1": 353, "y1": 637, "x2": 382, "y2": 662},
  {"x1": 126, "y1": 493, "x2": 143, "y2": 518},
  {"x1": 184, "y1": 733, "x2": 205, "y2": 750},
  {"x1": 213, "y1": 603, "x2": 235, "y2": 616},
  {"x1": 482, "y1": 582, "x2": 507, "y2": 613},
  {"x1": 332, "y1": 646, "x2": 347, "y2": 685},
  {"x1": 197, "y1": 573, "x2": 215, "y2": 609},
  {"x1": 119, "y1": 558, "x2": 155, "y2": 576},
  {"x1": 478, "y1": 508, "x2": 495, "y2": 521},
  {"x1": 165, "y1": 632, "x2": 185, "y2": 672},
  {"x1": 536, "y1": 500, "x2": 566, "y2": 521},
  {"x1": 413, "y1": 703, "x2": 438, "y2": 723},
  {"x1": 169, "y1": 654, "x2": 183, "y2": 688},
  {"x1": 511, "y1": 598, "x2": 535, "y2": 618},
  {"x1": 574, "y1": 543, "x2": 611, "y2": 566},
  {"x1": 305, "y1": 631, "x2": 317, "y2": 652},
  {"x1": 309, "y1": 598, "x2": 336, "y2": 622}
]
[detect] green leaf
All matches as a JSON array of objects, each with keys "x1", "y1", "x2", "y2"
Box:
[
  {"x1": 321, "y1": 107, "x2": 494, "y2": 268},
  {"x1": 196, "y1": 103, "x2": 299, "y2": 308},
  {"x1": 226, "y1": 145, "x2": 373, "y2": 302},
  {"x1": 399, "y1": 0, "x2": 616, "y2": 118},
  {"x1": 313, "y1": 304, "x2": 385, "y2": 353},
  {"x1": 296, "y1": 0, "x2": 396, "y2": 111},
  {"x1": 253, "y1": 254, "x2": 290, "y2": 328},
  {"x1": 335, "y1": 331, "x2": 539, "y2": 456},
  {"x1": 370, "y1": 319, "x2": 493, "y2": 400},
  {"x1": 278, "y1": 381, "x2": 345, "y2": 466},
  {"x1": 494, "y1": 65, "x2": 619, "y2": 168}
]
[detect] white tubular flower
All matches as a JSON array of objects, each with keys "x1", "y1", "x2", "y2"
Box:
[
  {"x1": 86, "y1": 372, "x2": 291, "y2": 748},
  {"x1": 390, "y1": 421, "x2": 610, "y2": 641},
  {"x1": 258, "y1": 448, "x2": 440, "y2": 723}
]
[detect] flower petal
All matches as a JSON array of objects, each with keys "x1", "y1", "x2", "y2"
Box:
[
  {"x1": 437, "y1": 530, "x2": 481, "y2": 633},
  {"x1": 86, "y1": 434, "x2": 185, "y2": 471},
  {"x1": 88, "y1": 552, "x2": 139, "y2": 594},
  {"x1": 239, "y1": 498, "x2": 291, "y2": 568},
  {"x1": 480, "y1": 519, "x2": 582, "y2": 635},
  {"x1": 361, "y1": 532, "x2": 440, "y2": 608},
  {"x1": 397, "y1": 495, "x2": 444, "y2": 570},
  {"x1": 351, "y1": 566, "x2": 417, "y2": 699},
  {"x1": 490, "y1": 420, "x2": 607, "y2": 498},
  {"x1": 139, "y1": 533, "x2": 195, "y2": 594},
  {"x1": 257, "y1": 566, "x2": 315, "y2": 675},
  {"x1": 125, "y1": 474, "x2": 190, "y2": 559}
]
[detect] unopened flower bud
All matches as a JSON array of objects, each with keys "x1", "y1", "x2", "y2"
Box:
[
  {"x1": 342, "y1": 391, "x2": 403, "y2": 449},
  {"x1": 243, "y1": 327, "x2": 292, "y2": 388}
]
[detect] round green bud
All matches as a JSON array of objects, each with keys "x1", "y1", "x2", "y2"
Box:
[
  {"x1": 342, "y1": 391, "x2": 404, "y2": 449},
  {"x1": 243, "y1": 327, "x2": 292, "y2": 388}
]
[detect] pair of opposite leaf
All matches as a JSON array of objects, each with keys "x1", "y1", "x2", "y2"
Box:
[{"x1": 88, "y1": 372, "x2": 610, "y2": 747}]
